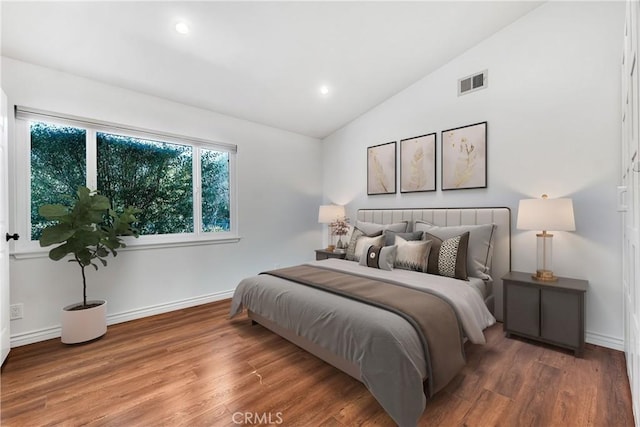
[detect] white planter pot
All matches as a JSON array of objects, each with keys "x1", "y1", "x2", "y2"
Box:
[{"x1": 61, "y1": 300, "x2": 107, "y2": 344}]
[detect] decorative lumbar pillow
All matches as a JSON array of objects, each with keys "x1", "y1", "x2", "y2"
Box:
[
  {"x1": 423, "y1": 232, "x2": 470, "y2": 280},
  {"x1": 355, "y1": 220, "x2": 408, "y2": 236},
  {"x1": 393, "y1": 236, "x2": 431, "y2": 272},
  {"x1": 415, "y1": 222, "x2": 496, "y2": 280},
  {"x1": 358, "y1": 245, "x2": 397, "y2": 271},
  {"x1": 352, "y1": 235, "x2": 385, "y2": 262},
  {"x1": 383, "y1": 230, "x2": 423, "y2": 247},
  {"x1": 346, "y1": 228, "x2": 383, "y2": 261}
]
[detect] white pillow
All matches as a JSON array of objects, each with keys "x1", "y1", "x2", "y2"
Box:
[
  {"x1": 353, "y1": 235, "x2": 385, "y2": 262},
  {"x1": 346, "y1": 228, "x2": 382, "y2": 261},
  {"x1": 394, "y1": 236, "x2": 431, "y2": 272}
]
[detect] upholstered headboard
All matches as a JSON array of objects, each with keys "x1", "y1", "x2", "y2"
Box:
[{"x1": 357, "y1": 208, "x2": 511, "y2": 321}]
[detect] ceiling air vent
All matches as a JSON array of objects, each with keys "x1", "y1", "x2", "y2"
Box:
[{"x1": 458, "y1": 70, "x2": 488, "y2": 96}]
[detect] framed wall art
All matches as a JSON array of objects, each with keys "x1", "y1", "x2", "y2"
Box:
[
  {"x1": 367, "y1": 141, "x2": 397, "y2": 195},
  {"x1": 400, "y1": 133, "x2": 436, "y2": 193},
  {"x1": 441, "y1": 121, "x2": 487, "y2": 190}
]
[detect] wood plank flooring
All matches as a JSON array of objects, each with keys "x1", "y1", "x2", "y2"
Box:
[{"x1": 1, "y1": 300, "x2": 634, "y2": 426}]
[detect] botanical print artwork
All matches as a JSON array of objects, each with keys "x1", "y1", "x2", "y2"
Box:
[
  {"x1": 441, "y1": 122, "x2": 487, "y2": 190},
  {"x1": 400, "y1": 133, "x2": 436, "y2": 193},
  {"x1": 367, "y1": 141, "x2": 396, "y2": 195}
]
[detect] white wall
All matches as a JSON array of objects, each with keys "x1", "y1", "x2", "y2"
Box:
[
  {"x1": 2, "y1": 57, "x2": 323, "y2": 345},
  {"x1": 322, "y1": 2, "x2": 625, "y2": 349}
]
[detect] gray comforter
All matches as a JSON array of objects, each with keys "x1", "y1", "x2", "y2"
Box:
[{"x1": 229, "y1": 259, "x2": 496, "y2": 427}]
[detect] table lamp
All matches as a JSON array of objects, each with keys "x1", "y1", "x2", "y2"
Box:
[
  {"x1": 318, "y1": 204, "x2": 345, "y2": 251},
  {"x1": 516, "y1": 194, "x2": 575, "y2": 282}
]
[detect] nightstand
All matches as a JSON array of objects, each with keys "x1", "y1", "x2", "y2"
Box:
[
  {"x1": 502, "y1": 271, "x2": 587, "y2": 357},
  {"x1": 315, "y1": 249, "x2": 347, "y2": 261}
]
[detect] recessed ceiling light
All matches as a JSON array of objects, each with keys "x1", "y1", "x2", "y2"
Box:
[
  {"x1": 319, "y1": 85, "x2": 330, "y2": 96},
  {"x1": 175, "y1": 21, "x2": 190, "y2": 35}
]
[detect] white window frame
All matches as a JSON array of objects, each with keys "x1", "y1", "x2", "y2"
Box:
[{"x1": 12, "y1": 107, "x2": 239, "y2": 258}]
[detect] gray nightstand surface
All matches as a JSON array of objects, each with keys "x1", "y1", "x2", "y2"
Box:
[
  {"x1": 315, "y1": 249, "x2": 347, "y2": 261},
  {"x1": 502, "y1": 271, "x2": 588, "y2": 357}
]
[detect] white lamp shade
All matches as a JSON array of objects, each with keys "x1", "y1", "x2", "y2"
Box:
[
  {"x1": 318, "y1": 205, "x2": 345, "y2": 224},
  {"x1": 517, "y1": 197, "x2": 575, "y2": 232}
]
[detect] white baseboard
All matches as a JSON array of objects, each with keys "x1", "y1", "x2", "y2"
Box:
[
  {"x1": 106, "y1": 290, "x2": 234, "y2": 325},
  {"x1": 10, "y1": 290, "x2": 234, "y2": 348},
  {"x1": 10, "y1": 325, "x2": 61, "y2": 348},
  {"x1": 11, "y1": 297, "x2": 627, "y2": 353},
  {"x1": 586, "y1": 330, "x2": 624, "y2": 351}
]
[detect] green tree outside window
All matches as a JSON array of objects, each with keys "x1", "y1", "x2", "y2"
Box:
[{"x1": 30, "y1": 121, "x2": 231, "y2": 239}]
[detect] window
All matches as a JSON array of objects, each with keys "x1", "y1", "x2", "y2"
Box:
[
  {"x1": 14, "y1": 107, "x2": 238, "y2": 254},
  {"x1": 30, "y1": 122, "x2": 86, "y2": 239},
  {"x1": 200, "y1": 148, "x2": 230, "y2": 232},
  {"x1": 96, "y1": 132, "x2": 194, "y2": 235}
]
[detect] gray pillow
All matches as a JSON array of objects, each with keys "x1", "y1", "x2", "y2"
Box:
[
  {"x1": 383, "y1": 230, "x2": 423, "y2": 247},
  {"x1": 394, "y1": 236, "x2": 431, "y2": 272},
  {"x1": 424, "y1": 232, "x2": 469, "y2": 280},
  {"x1": 415, "y1": 221, "x2": 496, "y2": 280},
  {"x1": 359, "y1": 245, "x2": 397, "y2": 271},
  {"x1": 355, "y1": 220, "x2": 408, "y2": 236}
]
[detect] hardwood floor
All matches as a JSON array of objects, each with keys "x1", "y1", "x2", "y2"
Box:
[{"x1": 1, "y1": 300, "x2": 634, "y2": 426}]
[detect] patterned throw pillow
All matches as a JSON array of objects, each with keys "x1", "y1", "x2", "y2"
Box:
[
  {"x1": 352, "y1": 235, "x2": 385, "y2": 262},
  {"x1": 424, "y1": 232, "x2": 470, "y2": 280},
  {"x1": 346, "y1": 228, "x2": 382, "y2": 261},
  {"x1": 393, "y1": 236, "x2": 431, "y2": 272},
  {"x1": 358, "y1": 245, "x2": 397, "y2": 271},
  {"x1": 414, "y1": 221, "x2": 495, "y2": 280}
]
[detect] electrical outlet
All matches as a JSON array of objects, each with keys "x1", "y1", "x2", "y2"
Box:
[{"x1": 10, "y1": 303, "x2": 23, "y2": 320}]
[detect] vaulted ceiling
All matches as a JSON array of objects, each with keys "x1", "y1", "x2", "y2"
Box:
[{"x1": 1, "y1": 1, "x2": 542, "y2": 138}]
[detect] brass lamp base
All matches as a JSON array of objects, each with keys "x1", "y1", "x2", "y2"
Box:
[{"x1": 532, "y1": 269, "x2": 558, "y2": 282}]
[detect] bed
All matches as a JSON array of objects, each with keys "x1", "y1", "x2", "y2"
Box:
[{"x1": 230, "y1": 208, "x2": 511, "y2": 427}]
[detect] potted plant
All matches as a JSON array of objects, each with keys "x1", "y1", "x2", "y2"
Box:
[
  {"x1": 38, "y1": 186, "x2": 140, "y2": 344},
  {"x1": 331, "y1": 216, "x2": 350, "y2": 253}
]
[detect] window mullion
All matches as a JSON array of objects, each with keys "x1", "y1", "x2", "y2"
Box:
[
  {"x1": 193, "y1": 146, "x2": 202, "y2": 236},
  {"x1": 15, "y1": 120, "x2": 31, "y2": 250},
  {"x1": 228, "y1": 153, "x2": 237, "y2": 235},
  {"x1": 86, "y1": 129, "x2": 97, "y2": 190}
]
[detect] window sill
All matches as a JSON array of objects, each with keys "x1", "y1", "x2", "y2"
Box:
[{"x1": 10, "y1": 236, "x2": 242, "y2": 260}]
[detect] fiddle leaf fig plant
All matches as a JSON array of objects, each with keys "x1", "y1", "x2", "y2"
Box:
[{"x1": 39, "y1": 186, "x2": 141, "y2": 308}]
